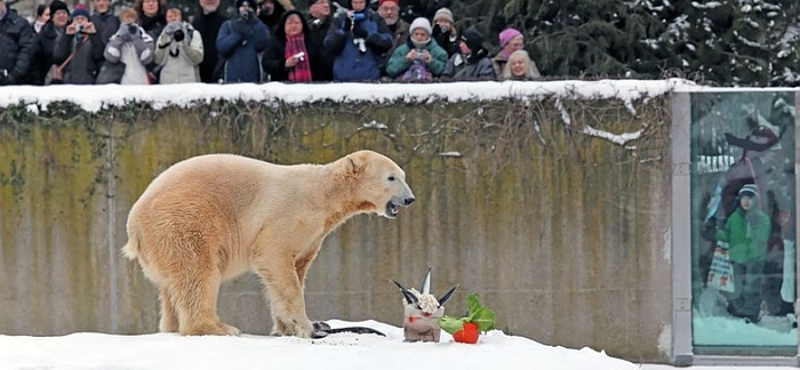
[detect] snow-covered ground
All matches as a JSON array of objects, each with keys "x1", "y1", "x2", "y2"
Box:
[{"x1": 0, "y1": 319, "x2": 795, "y2": 370}]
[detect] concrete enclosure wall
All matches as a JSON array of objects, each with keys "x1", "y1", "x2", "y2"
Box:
[{"x1": 0, "y1": 90, "x2": 672, "y2": 361}]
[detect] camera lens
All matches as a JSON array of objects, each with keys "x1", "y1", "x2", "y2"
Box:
[
  {"x1": 173, "y1": 30, "x2": 185, "y2": 42},
  {"x1": 128, "y1": 24, "x2": 138, "y2": 34}
]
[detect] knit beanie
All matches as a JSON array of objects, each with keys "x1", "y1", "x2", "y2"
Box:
[
  {"x1": 236, "y1": 0, "x2": 257, "y2": 9},
  {"x1": 433, "y1": 7, "x2": 453, "y2": 24},
  {"x1": 378, "y1": 0, "x2": 399, "y2": 7},
  {"x1": 409, "y1": 17, "x2": 432, "y2": 35},
  {"x1": 71, "y1": 4, "x2": 90, "y2": 20},
  {"x1": 499, "y1": 28, "x2": 523, "y2": 47},
  {"x1": 460, "y1": 28, "x2": 484, "y2": 52},
  {"x1": 49, "y1": 0, "x2": 70, "y2": 16},
  {"x1": 165, "y1": 3, "x2": 182, "y2": 13},
  {"x1": 738, "y1": 184, "x2": 759, "y2": 199}
]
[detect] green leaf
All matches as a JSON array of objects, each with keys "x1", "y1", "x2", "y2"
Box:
[
  {"x1": 438, "y1": 315, "x2": 468, "y2": 335},
  {"x1": 465, "y1": 294, "x2": 496, "y2": 332},
  {"x1": 438, "y1": 293, "x2": 497, "y2": 334}
]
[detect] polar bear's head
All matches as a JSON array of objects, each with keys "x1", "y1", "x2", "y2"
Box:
[{"x1": 346, "y1": 150, "x2": 415, "y2": 219}]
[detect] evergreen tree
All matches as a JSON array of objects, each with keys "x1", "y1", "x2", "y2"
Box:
[{"x1": 445, "y1": 0, "x2": 800, "y2": 86}]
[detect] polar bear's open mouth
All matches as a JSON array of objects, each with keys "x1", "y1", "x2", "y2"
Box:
[{"x1": 385, "y1": 201, "x2": 401, "y2": 218}]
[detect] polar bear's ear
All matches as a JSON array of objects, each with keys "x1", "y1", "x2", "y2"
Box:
[{"x1": 347, "y1": 153, "x2": 366, "y2": 176}]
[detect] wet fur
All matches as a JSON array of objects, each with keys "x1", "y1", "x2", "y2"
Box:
[{"x1": 123, "y1": 150, "x2": 413, "y2": 337}]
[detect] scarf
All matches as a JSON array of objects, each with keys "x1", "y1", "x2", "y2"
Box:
[
  {"x1": 285, "y1": 34, "x2": 312, "y2": 82},
  {"x1": 35, "y1": 20, "x2": 46, "y2": 33},
  {"x1": 411, "y1": 38, "x2": 430, "y2": 50},
  {"x1": 139, "y1": 12, "x2": 165, "y2": 32}
]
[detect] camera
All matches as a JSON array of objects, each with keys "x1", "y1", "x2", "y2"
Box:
[
  {"x1": 173, "y1": 29, "x2": 185, "y2": 42},
  {"x1": 128, "y1": 24, "x2": 138, "y2": 34},
  {"x1": 292, "y1": 51, "x2": 305, "y2": 61},
  {"x1": 350, "y1": 12, "x2": 365, "y2": 21},
  {"x1": 75, "y1": 24, "x2": 85, "y2": 33},
  {"x1": 240, "y1": 8, "x2": 251, "y2": 20},
  {"x1": 415, "y1": 48, "x2": 424, "y2": 61}
]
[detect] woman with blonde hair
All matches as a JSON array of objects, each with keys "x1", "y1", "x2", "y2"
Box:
[{"x1": 501, "y1": 49, "x2": 541, "y2": 80}]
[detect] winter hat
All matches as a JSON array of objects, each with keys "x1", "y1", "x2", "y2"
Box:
[
  {"x1": 738, "y1": 184, "x2": 759, "y2": 199},
  {"x1": 499, "y1": 28, "x2": 523, "y2": 48},
  {"x1": 49, "y1": 0, "x2": 70, "y2": 16},
  {"x1": 460, "y1": 28, "x2": 484, "y2": 52},
  {"x1": 236, "y1": 0, "x2": 257, "y2": 9},
  {"x1": 165, "y1": 3, "x2": 182, "y2": 13},
  {"x1": 71, "y1": 4, "x2": 90, "y2": 20},
  {"x1": 725, "y1": 126, "x2": 780, "y2": 153},
  {"x1": 409, "y1": 17, "x2": 432, "y2": 35},
  {"x1": 433, "y1": 8, "x2": 453, "y2": 24},
  {"x1": 378, "y1": 0, "x2": 399, "y2": 7}
]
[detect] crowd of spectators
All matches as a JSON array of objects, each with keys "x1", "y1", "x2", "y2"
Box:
[{"x1": 0, "y1": 0, "x2": 543, "y2": 85}]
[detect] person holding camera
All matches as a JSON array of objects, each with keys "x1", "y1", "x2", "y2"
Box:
[
  {"x1": 385, "y1": 17, "x2": 447, "y2": 81},
  {"x1": 431, "y1": 7, "x2": 457, "y2": 57},
  {"x1": 103, "y1": 7, "x2": 155, "y2": 84},
  {"x1": 52, "y1": 4, "x2": 105, "y2": 84},
  {"x1": 155, "y1": 5, "x2": 203, "y2": 83},
  {"x1": 323, "y1": 0, "x2": 392, "y2": 81},
  {"x1": 216, "y1": 0, "x2": 270, "y2": 83},
  {"x1": 262, "y1": 10, "x2": 326, "y2": 82},
  {"x1": 23, "y1": 0, "x2": 69, "y2": 85}
]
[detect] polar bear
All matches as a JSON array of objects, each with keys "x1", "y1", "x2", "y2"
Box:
[{"x1": 122, "y1": 150, "x2": 415, "y2": 337}]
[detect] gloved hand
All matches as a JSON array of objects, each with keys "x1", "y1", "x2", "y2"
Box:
[
  {"x1": 116, "y1": 23, "x2": 129, "y2": 38},
  {"x1": 234, "y1": 18, "x2": 248, "y2": 34},
  {"x1": 246, "y1": 9, "x2": 259, "y2": 24},
  {"x1": 164, "y1": 22, "x2": 182, "y2": 35},
  {"x1": 341, "y1": 15, "x2": 352, "y2": 31},
  {"x1": 432, "y1": 24, "x2": 448, "y2": 37},
  {"x1": 352, "y1": 22, "x2": 368, "y2": 38}
]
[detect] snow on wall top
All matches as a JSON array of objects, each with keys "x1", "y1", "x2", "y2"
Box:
[{"x1": 0, "y1": 79, "x2": 701, "y2": 113}]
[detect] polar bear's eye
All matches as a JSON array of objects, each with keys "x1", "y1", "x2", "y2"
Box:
[{"x1": 388, "y1": 176, "x2": 396, "y2": 181}]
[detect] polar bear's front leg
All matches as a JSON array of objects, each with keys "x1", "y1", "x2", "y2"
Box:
[{"x1": 253, "y1": 256, "x2": 313, "y2": 338}]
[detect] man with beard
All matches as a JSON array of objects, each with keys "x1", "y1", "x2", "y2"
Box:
[
  {"x1": 377, "y1": 0, "x2": 407, "y2": 59},
  {"x1": 192, "y1": 0, "x2": 227, "y2": 82}
]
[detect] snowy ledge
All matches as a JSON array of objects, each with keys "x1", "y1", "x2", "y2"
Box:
[{"x1": 0, "y1": 78, "x2": 700, "y2": 114}]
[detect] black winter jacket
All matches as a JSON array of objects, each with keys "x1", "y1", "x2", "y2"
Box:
[
  {"x1": 192, "y1": 10, "x2": 228, "y2": 83},
  {"x1": 0, "y1": 9, "x2": 36, "y2": 82}
]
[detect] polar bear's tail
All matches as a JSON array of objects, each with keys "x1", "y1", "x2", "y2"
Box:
[{"x1": 121, "y1": 236, "x2": 139, "y2": 260}]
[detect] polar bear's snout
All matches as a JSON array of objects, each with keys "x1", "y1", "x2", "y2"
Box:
[{"x1": 385, "y1": 184, "x2": 415, "y2": 219}]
